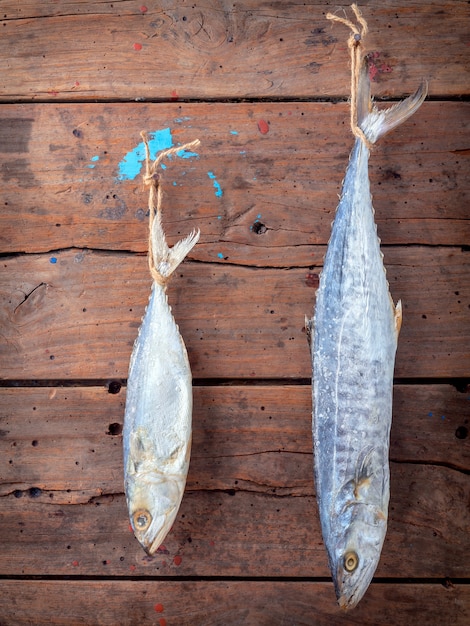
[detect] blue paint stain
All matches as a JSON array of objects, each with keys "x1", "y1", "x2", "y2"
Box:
[
  {"x1": 87, "y1": 155, "x2": 100, "y2": 169},
  {"x1": 174, "y1": 116, "x2": 191, "y2": 123},
  {"x1": 117, "y1": 128, "x2": 199, "y2": 181},
  {"x1": 217, "y1": 215, "x2": 222, "y2": 220},
  {"x1": 441, "y1": 415, "x2": 446, "y2": 421},
  {"x1": 172, "y1": 181, "x2": 177, "y2": 186},
  {"x1": 217, "y1": 252, "x2": 224, "y2": 259},
  {"x1": 118, "y1": 128, "x2": 172, "y2": 180},
  {"x1": 50, "y1": 257, "x2": 57, "y2": 264},
  {"x1": 208, "y1": 171, "x2": 223, "y2": 198},
  {"x1": 428, "y1": 412, "x2": 433, "y2": 417},
  {"x1": 177, "y1": 148, "x2": 198, "y2": 159},
  {"x1": 240, "y1": 150, "x2": 246, "y2": 155},
  {"x1": 230, "y1": 130, "x2": 239, "y2": 135}
]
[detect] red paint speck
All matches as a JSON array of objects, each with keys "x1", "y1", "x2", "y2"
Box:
[
  {"x1": 154, "y1": 603, "x2": 164, "y2": 613},
  {"x1": 173, "y1": 555, "x2": 182, "y2": 566},
  {"x1": 133, "y1": 42, "x2": 143, "y2": 51},
  {"x1": 170, "y1": 89, "x2": 179, "y2": 101},
  {"x1": 159, "y1": 619, "x2": 167, "y2": 626},
  {"x1": 257, "y1": 119, "x2": 269, "y2": 134},
  {"x1": 140, "y1": 5, "x2": 148, "y2": 13},
  {"x1": 48, "y1": 90, "x2": 58, "y2": 97},
  {"x1": 209, "y1": 540, "x2": 215, "y2": 547},
  {"x1": 129, "y1": 524, "x2": 133, "y2": 533},
  {"x1": 368, "y1": 64, "x2": 379, "y2": 81},
  {"x1": 129, "y1": 564, "x2": 136, "y2": 572},
  {"x1": 305, "y1": 273, "x2": 319, "y2": 288},
  {"x1": 366, "y1": 51, "x2": 392, "y2": 82},
  {"x1": 72, "y1": 560, "x2": 79, "y2": 567}
]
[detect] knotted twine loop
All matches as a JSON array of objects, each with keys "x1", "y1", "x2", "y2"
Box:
[
  {"x1": 327, "y1": 4, "x2": 373, "y2": 150},
  {"x1": 140, "y1": 131, "x2": 201, "y2": 286}
]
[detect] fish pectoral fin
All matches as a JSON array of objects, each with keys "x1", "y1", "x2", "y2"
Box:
[
  {"x1": 353, "y1": 475, "x2": 372, "y2": 499},
  {"x1": 394, "y1": 299, "x2": 403, "y2": 338},
  {"x1": 355, "y1": 446, "x2": 377, "y2": 483},
  {"x1": 130, "y1": 428, "x2": 153, "y2": 459}
]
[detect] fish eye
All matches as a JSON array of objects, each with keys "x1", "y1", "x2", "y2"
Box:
[
  {"x1": 343, "y1": 551, "x2": 359, "y2": 573},
  {"x1": 133, "y1": 509, "x2": 152, "y2": 532}
]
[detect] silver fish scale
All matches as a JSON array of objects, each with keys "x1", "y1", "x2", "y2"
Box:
[
  {"x1": 312, "y1": 138, "x2": 397, "y2": 593},
  {"x1": 123, "y1": 285, "x2": 191, "y2": 473}
]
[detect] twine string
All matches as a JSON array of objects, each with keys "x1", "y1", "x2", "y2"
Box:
[
  {"x1": 327, "y1": 4, "x2": 372, "y2": 149},
  {"x1": 140, "y1": 131, "x2": 201, "y2": 285}
]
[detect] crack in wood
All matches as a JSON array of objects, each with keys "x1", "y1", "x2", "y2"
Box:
[
  {"x1": 390, "y1": 458, "x2": 470, "y2": 476},
  {"x1": 13, "y1": 282, "x2": 47, "y2": 314}
]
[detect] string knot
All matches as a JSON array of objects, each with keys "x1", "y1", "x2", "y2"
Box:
[
  {"x1": 139, "y1": 131, "x2": 201, "y2": 286},
  {"x1": 143, "y1": 171, "x2": 159, "y2": 187},
  {"x1": 327, "y1": 3, "x2": 372, "y2": 149}
]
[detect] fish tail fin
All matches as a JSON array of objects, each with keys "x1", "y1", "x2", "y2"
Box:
[
  {"x1": 150, "y1": 210, "x2": 200, "y2": 283},
  {"x1": 358, "y1": 60, "x2": 428, "y2": 145},
  {"x1": 141, "y1": 132, "x2": 201, "y2": 285}
]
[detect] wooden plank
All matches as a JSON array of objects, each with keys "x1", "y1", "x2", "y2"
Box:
[
  {"x1": 1, "y1": 248, "x2": 469, "y2": 379},
  {"x1": 0, "y1": 470, "x2": 467, "y2": 578},
  {"x1": 0, "y1": 1, "x2": 469, "y2": 100},
  {"x1": 0, "y1": 102, "x2": 468, "y2": 255},
  {"x1": 0, "y1": 386, "x2": 468, "y2": 577},
  {"x1": 0, "y1": 580, "x2": 468, "y2": 626},
  {"x1": 0, "y1": 385, "x2": 468, "y2": 498}
]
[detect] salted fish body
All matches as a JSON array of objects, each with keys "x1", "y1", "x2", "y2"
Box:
[
  {"x1": 123, "y1": 140, "x2": 199, "y2": 555},
  {"x1": 307, "y1": 63, "x2": 426, "y2": 608}
]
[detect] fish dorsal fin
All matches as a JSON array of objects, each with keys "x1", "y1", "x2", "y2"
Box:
[
  {"x1": 305, "y1": 315, "x2": 313, "y2": 348},
  {"x1": 394, "y1": 299, "x2": 403, "y2": 338}
]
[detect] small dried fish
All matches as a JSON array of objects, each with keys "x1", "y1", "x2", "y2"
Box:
[
  {"x1": 306, "y1": 6, "x2": 426, "y2": 609},
  {"x1": 123, "y1": 134, "x2": 200, "y2": 554}
]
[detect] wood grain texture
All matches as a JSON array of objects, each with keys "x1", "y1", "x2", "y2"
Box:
[
  {"x1": 0, "y1": 468, "x2": 467, "y2": 578},
  {"x1": 0, "y1": 580, "x2": 468, "y2": 626},
  {"x1": 0, "y1": 1, "x2": 468, "y2": 621},
  {"x1": 1, "y1": 248, "x2": 469, "y2": 380},
  {"x1": 0, "y1": 102, "x2": 468, "y2": 256},
  {"x1": 0, "y1": 386, "x2": 468, "y2": 578},
  {"x1": 0, "y1": 1, "x2": 469, "y2": 101},
  {"x1": 1, "y1": 385, "x2": 468, "y2": 498}
]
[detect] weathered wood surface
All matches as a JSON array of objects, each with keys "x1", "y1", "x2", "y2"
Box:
[
  {"x1": 0, "y1": 385, "x2": 468, "y2": 577},
  {"x1": 1, "y1": 385, "x2": 468, "y2": 498},
  {"x1": 0, "y1": 102, "x2": 468, "y2": 256},
  {"x1": 1, "y1": 1, "x2": 469, "y2": 101},
  {"x1": 1, "y1": 247, "x2": 469, "y2": 379},
  {"x1": 0, "y1": 580, "x2": 468, "y2": 626},
  {"x1": 0, "y1": 0, "x2": 469, "y2": 623}
]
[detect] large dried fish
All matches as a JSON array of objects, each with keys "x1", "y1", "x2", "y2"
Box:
[
  {"x1": 306, "y1": 6, "x2": 426, "y2": 608},
  {"x1": 123, "y1": 135, "x2": 200, "y2": 554}
]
